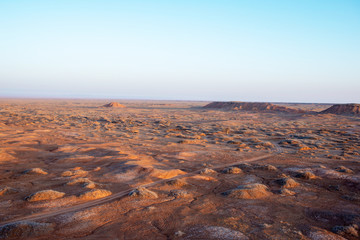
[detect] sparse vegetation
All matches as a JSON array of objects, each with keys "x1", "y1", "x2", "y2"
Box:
[{"x1": 0, "y1": 100, "x2": 359, "y2": 239}]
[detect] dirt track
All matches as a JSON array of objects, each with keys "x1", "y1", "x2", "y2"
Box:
[{"x1": 0, "y1": 153, "x2": 273, "y2": 226}]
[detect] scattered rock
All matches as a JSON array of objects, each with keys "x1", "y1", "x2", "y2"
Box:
[
  {"x1": 236, "y1": 163, "x2": 253, "y2": 170},
  {"x1": 168, "y1": 190, "x2": 191, "y2": 198},
  {"x1": 0, "y1": 221, "x2": 54, "y2": 239},
  {"x1": 166, "y1": 179, "x2": 187, "y2": 187},
  {"x1": 128, "y1": 187, "x2": 158, "y2": 199},
  {"x1": 185, "y1": 225, "x2": 249, "y2": 240},
  {"x1": 328, "y1": 185, "x2": 340, "y2": 191},
  {"x1": 279, "y1": 188, "x2": 296, "y2": 196},
  {"x1": 332, "y1": 224, "x2": 359, "y2": 237},
  {"x1": 256, "y1": 164, "x2": 278, "y2": 171},
  {"x1": 0, "y1": 187, "x2": 18, "y2": 196},
  {"x1": 295, "y1": 171, "x2": 316, "y2": 180},
  {"x1": 222, "y1": 183, "x2": 271, "y2": 199},
  {"x1": 306, "y1": 209, "x2": 359, "y2": 227},
  {"x1": 261, "y1": 141, "x2": 275, "y2": 148},
  {"x1": 308, "y1": 227, "x2": 347, "y2": 240},
  {"x1": 275, "y1": 177, "x2": 300, "y2": 188},
  {"x1": 61, "y1": 169, "x2": 88, "y2": 177},
  {"x1": 335, "y1": 166, "x2": 353, "y2": 174},
  {"x1": 341, "y1": 195, "x2": 360, "y2": 201},
  {"x1": 78, "y1": 189, "x2": 112, "y2": 200},
  {"x1": 259, "y1": 223, "x2": 272, "y2": 229},
  {"x1": 22, "y1": 168, "x2": 48, "y2": 175},
  {"x1": 199, "y1": 168, "x2": 216, "y2": 174},
  {"x1": 222, "y1": 167, "x2": 242, "y2": 174},
  {"x1": 175, "y1": 230, "x2": 185, "y2": 237},
  {"x1": 67, "y1": 178, "x2": 96, "y2": 188},
  {"x1": 26, "y1": 190, "x2": 65, "y2": 202},
  {"x1": 178, "y1": 139, "x2": 197, "y2": 144},
  {"x1": 83, "y1": 182, "x2": 96, "y2": 189}
]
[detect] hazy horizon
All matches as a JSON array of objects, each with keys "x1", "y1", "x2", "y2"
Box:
[{"x1": 1, "y1": 1, "x2": 359, "y2": 103}]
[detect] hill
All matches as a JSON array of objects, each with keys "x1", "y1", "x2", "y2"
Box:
[
  {"x1": 203, "y1": 101, "x2": 304, "y2": 113},
  {"x1": 103, "y1": 102, "x2": 125, "y2": 108},
  {"x1": 321, "y1": 104, "x2": 360, "y2": 115}
]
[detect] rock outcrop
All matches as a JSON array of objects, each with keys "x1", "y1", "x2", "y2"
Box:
[
  {"x1": 321, "y1": 104, "x2": 360, "y2": 115},
  {"x1": 128, "y1": 187, "x2": 158, "y2": 199},
  {"x1": 203, "y1": 102, "x2": 303, "y2": 113},
  {"x1": 78, "y1": 189, "x2": 112, "y2": 200},
  {"x1": 222, "y1": 183, "x2": 272, "y2": 199},
  {"x1": 22, "y1": 168, "x2": 48, "y2": 175},
  {"x1": 103, "y1": 102, "x2": 125, "y2": 108},
  {"x1": 25, "y1": 190, "x2": 65, "y2": 202}
]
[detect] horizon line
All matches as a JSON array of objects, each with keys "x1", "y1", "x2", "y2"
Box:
[{"x1": 0, "y1": 96, "x2": 357, "y2": 105}]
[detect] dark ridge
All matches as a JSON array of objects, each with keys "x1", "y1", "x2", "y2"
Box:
[
  {"x1": 321, "y1": 104, "x2": 360, "y2": 115},
  {"x1": 203, "y1": 101, "x2": 305, "y2": 113}
]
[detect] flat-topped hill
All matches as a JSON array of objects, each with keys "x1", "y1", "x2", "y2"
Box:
[
  {"x1": 103, "y1": 102, "x2": 126, "y2": 108},
  {"x1": 203, "y1": 101, "x2": 304, "y2": 113},
  {"x1": 321, "y1": 104, "x2": 360, "y2": 115}
]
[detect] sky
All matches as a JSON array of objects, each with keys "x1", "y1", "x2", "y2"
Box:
[{"x1": 0, "y1": 0, "x2": 359, "y2": 103}]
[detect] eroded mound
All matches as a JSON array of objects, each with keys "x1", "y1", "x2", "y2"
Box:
[
  {"x1": 128, "y1": 187, "x2": 158, "y2": 199},
  {"x1": 203, "y1": 101, "x2": 303, "y2": 113},
  {"x1": 222, "y1": 166, "x2": 242, "y2": 174},
  {"x1": 321, "y1": 104, "x2": 360, "y2": 115},
  {"x1": 22, "y1": 168, "x2": 48, "y2": 175},
  {"x1": 200, "y1": 168, "x2": 216, "y2": 175},
  {"x1": 67, "y1": 178, "x2": 96, "y2": 189},
  {"x1": 103, "y1": 102, "x2": 125, "y2": 108},
  {"x1": 222, "y1": 183, "x2": 271, "y2": 199},
  {"x1": 78, "y1": 189, "x2": 112, "y2": 200},
  {"x1": 25, "y1": 190, "x2": 65, "y2": 202},
  {"x1": 275, "y1": 177, "x2": 300, "y2": 188}
]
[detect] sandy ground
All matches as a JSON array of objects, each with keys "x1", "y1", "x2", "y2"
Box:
[{"x1": 0, "y1": 99, "x2": 359, "y2": 239}]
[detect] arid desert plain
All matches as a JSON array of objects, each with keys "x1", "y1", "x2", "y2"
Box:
[{"x1": 0, "y1": 99, "x2": 359, "y2": 240}]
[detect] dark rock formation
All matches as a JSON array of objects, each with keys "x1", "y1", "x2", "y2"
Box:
[
  {"x1": 321, "y1": 104, "x2": 360, "y2": 115},
  {"x1": 203, "y1": 102, "x2": 303, "y2": 113},
  {"x1": 103, "y1": 102, "x2": 125, "y2": 108}
]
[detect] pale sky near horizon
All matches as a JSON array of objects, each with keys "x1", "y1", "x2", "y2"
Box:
[{"x1": 0, "y1": 0, "x2": 359, "y2": 103}]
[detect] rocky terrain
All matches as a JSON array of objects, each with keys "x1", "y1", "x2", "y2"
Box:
[
  {"x1": 203, "y1": 102, "x2": 305, "y2": 113},
  {"x1": 321, "y1": 104, "x2": 360, "y2": 115},
  {"x1": 0, "y1": 99, "x2": 359, "y2": 239}
]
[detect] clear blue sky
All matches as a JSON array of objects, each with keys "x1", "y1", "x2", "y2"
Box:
[{"x1": 1, "y1": 0, "x2": 359, "y2": 103}]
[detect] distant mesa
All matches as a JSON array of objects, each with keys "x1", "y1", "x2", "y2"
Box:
[
  {"x1": 203, "y1": 101, "x2": 303, "y2": 113},
  {"x1": 321, "y1": 104, "x2": 360, "y2": 115},
  {"x1": 103, "y1": 102, "x2": 125, "y2": 108}
]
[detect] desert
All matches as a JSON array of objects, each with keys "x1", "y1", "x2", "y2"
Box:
[
  {"x1": 0, "y1": 99, "x2": 358, "y2": 239},
  {"x1": 1, "y1": 0, "x2": 359, "y2": 238}
]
